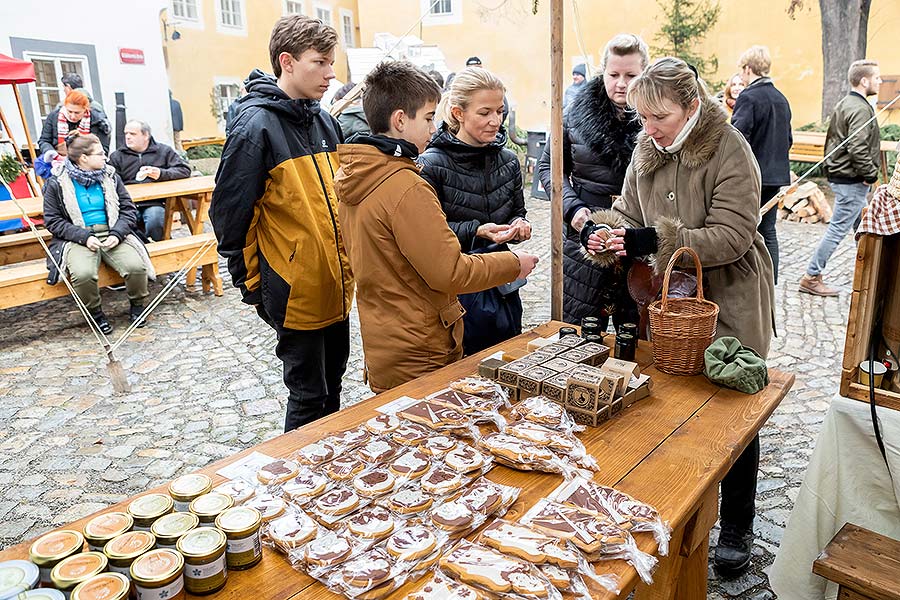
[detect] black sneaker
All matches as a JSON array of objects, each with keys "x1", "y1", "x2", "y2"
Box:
[
  {"x1": 91, "y1": 310, "x2": 113, "y2": 335},
  {"x1": 714, "y1": 522, "x2": 754, "y2": 576},
  {"x1": 130, "y1": 304, "x2": 147, "y2": 328}
]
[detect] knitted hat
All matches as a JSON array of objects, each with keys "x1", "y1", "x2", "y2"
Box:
[
  {"x1": 888, "y1": 152, "x2": 900, "y2": 200},
  {"x1": 465, "y1": 56, "x2": 482, "y2": 66},
  {"x1": 572, "y1": 63, "x2": 586, "y2": 77}
]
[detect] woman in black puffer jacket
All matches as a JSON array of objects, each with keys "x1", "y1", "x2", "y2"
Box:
[
  {"x1": 419, "y1": 67, "x2": 530, "y2": 354},
  {"x1": 538, "y1": 34, "x2": 649, "y2": 330}
]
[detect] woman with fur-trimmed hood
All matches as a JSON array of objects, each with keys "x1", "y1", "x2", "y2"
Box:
[
  {"x1": 537, "y1": 34, "x2": 649, "y2": 328},
  {"x1": 586, "y1": 57, "x2": 775, "y2": 577}
]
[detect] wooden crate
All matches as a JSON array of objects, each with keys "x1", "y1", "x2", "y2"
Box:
[{"x1": 840, "y1": 233, "x2": 900, "y2": 411}]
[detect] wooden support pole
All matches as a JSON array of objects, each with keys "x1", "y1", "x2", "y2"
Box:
[
  {"x1": 12, "y1": 84, "x2": 42, "y2": 188},
  {"x1": 0, "y1": 104, "x2": 37, "y2": 197},
  {"x1": 549, "y1": 0, "x2": 564, "y2": 321}
]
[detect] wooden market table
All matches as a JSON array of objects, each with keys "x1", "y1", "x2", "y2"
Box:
[{"x1": 0, "y1": 322, "x2": 794, "y2": 599}]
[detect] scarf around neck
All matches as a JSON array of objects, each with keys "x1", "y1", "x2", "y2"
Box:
[
  {"x1": 64, "y1": 158, "x2": 107, "y2": 187},
  {"x1": 57, "y1": 107, "x2": 92, "y2": 146},
  {"x1": 653, "y1": 102, "x2": 702, "y2": 154}
]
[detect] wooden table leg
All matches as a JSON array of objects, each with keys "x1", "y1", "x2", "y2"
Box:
[
  {"x1": 162, "y1": 197, "x2": 175, "y2": 240},
  {"x1": 201, "y1": 263, "x2": 223, "y2": 296},
  {"x1": 635, "y1": 487, "x2": 718, "y2": 600}
]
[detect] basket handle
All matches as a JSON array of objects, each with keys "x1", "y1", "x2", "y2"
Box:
[{"x1": 660, "y1": 246, "x2": 705, "y2": 311}]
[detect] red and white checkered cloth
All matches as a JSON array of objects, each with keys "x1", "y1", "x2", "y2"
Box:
[{"x1": 857, "y1": 184, "x2": 900, "y2": 238}]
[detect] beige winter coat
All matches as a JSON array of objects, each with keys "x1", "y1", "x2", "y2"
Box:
[
  {"x1": 335, "y1": 142, "x2": 521, "y2": 392},
  {"x1": 595, "y1": 98, "x2": 775, "y2": 357}
]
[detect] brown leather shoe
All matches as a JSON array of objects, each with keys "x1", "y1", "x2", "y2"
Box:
[{"x1": 799, "y1": 274, "x2": 839, "y2": 297}]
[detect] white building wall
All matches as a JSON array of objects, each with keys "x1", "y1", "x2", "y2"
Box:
[{"x1": 0, "y1": 0, "x2": 170, "y2": 154}]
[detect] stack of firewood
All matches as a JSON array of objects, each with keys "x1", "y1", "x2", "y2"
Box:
[{"x1": 777, "y1": 181, "x2": 833, "y2": 224}]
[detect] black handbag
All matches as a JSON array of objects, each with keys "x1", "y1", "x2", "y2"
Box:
[{"x1": 459, "y1": 242, "x2": 525, "y2": 355}]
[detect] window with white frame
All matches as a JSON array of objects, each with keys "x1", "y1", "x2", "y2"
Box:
[
  {"x1": 340, "y1": 10, "x2": 355, "y2": 48},
  {"x1": 172, "y1": 0, "x2": 199, "y2": 21},
  {"x1": 420, "y1": 0, "x2": 461, "y2": 25},
  {"x1": 315, "y1": 5, "x2": 332, "y2": 25},
  {"x1": 213, "y1": 82, "x2": 242, "y2": 126},
  {"x1": 284, "y1": 0, "x2": 304, "y2": 14},
  {"x1": 24, "y1": 52, "x2": 91, "y2": 126},
  {"x1": 217, "y1": 0, "x2": 245, "y2": 30}
]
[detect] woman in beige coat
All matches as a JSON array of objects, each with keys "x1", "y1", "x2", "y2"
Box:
[{"x1": 586, "y1": 57, "x2": 775, "y2": 576}]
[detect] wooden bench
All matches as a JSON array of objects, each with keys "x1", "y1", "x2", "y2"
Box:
[
  {"x1": 0, "y1": 232, "x2": 223, "y2": 310},
  {"x1": 813, "y1": 523, "x2": 900, "y2": 600},
  {"x1": 790, "y1": 130, "x2": 898, "y2": 182},
  {"x1": 182, "y1": 136, "x2": 225, "y2": 150},
  {"x1": 0, "y1": 229, "x2": 51, "y2": 264}
]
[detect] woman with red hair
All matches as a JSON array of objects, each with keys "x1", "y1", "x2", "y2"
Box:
[{"x1": 39, "y1": 90, "x2": 111, "y2": 157}]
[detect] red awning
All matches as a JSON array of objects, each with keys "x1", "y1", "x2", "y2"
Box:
[{"x1": 0, "y1": 53, "x2": 35, "y2": 85}]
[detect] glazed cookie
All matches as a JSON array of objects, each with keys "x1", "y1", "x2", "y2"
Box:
[
  {"x1": 448, "y1": 377, "x2": 500, "y2": 398},
  {"x1": 510, "y1": 396, "x2": 565, "y2": 427},
  {"x1": 245, "y1": 493, "x2": 286, "y2": 521},
  {"x1": 305, "y1": 533, "x2": 353, "y2": 567},
  {"x1": 357, "y1": 439, "x2": 401, "y2": 464},
  {"x1": 341, "y1": 548, "x2": 393, "y2": 588},
  {"x1": 325, "y1": 455, "x2": 367, "y2": 481},
  {"x1": 526, "y1": 500, "x2": 627, "y2": 554},
  {"x1": 330, "y1": 426, "x2": 370, "y2": 449},
  {"x1": 390, "y1": 422, "x2": 432, "y2": 446},
  {"x1": 388, "y1": 449, "x2": 430, "y2": 479},
  {"x1": 440, "y1": 542, "x2": 547, "y2": 596},
  {"x1": 421, "y1": 435, "x2": 457, "y2": 457},
  {"x1": 213, "y1": 479, "x2": 256, "y2": 505},
  {"x1": 352, "y1": 469, "x2": 396, "y2": 497},
  {"x1": 420, "y1": 466, "x2": 464, "y2": 495},
  {"x1": 429, "y1": 389, "x2": 486, "y2": 414},
  {"x1": 431, "y1": 500, "x2": 474, "y2": 532},
  {"x1": 481, "y1": 520, "x2": 578, "y2": 568},
  {"x1": 539, "y1": 563, "x2": 571, "y2": 589},
  {"x1": 346, "y1": 506, "x2": 396, "y2": 539},
  {"x1": 414, "y1": 548, "x2": 441, "y2": 572},
  {"x1": 355, "y1": 579, "x2": 396, "y2": 600},
  {"x1": 458, "y1": 481, "x2": 503, "y2": 515},
  {"x1": 386, "y1": 488, "x2": 434, "y2": 514},
  {"x1": 365, "y1": 414, "x2": 401, "y2": 434},
  {"x1": 445, "y1": 444, "x2": 487, "y2": 473},
  {"x1": 282, "y1": 470, "x2": 329, "y2": 501},
  {"x1": 269, "y1": 511, "x2": 317, "y2": 549},
  {"x1": 256, "y1": 458, "x2": 300, "y2": 485},
  {"x1": 479, "y1": 433, "x2": 555, "y2": 464},
  {"x1": 295, "y1": 440, "x2": 337, "y2": 466},
  {"x1": 409, "y1": 572, "x2": 482, "y2": 600},
  {"x1": 399, "y1": 401, "x2": 467, "y2": 429},
  {"x1": 385, "y1": 526, "x2": 438, "y2": 562},
  {"x1": 507, "y1": 421, "x2": 556, "y2": 446},
  {"x1": 314, "y1": 487, "x2": 361, "y2": 516}
]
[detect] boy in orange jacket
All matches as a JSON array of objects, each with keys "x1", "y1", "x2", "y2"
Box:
[{"x1": 335, "y1": 61, "x2": 538, "y2": 392}]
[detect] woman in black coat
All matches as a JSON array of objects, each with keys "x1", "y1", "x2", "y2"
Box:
[
  {"x1": 38, "y1": 90, "x2": 111, "y2": 156},
  {"x1": 418, "y1": 67, "x2": 530, "y2": 354},
  {"x1": 538, "y1": 34, "x2": 648, "y2": 330}
]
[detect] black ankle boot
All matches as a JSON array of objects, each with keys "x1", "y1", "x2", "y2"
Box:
[
  {"x1": 91, "y1": 310, "x2": 113, "y2": 335},
  {"x1": 714, "y1": 522, "x2": 754, "y2": 576},
  {"x1": 129, "y1": 304, "x2": 146, "y2": 328}
]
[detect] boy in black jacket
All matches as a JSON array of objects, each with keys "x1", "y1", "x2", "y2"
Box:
[{"x1": 210, "y1": 15, "x2": 354, "y2": 431}]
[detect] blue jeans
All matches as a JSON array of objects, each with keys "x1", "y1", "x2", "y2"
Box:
[
  {"x1": 139, "y1": 205, "x2": 166, "y2": 241},
  {"x1": 806, "y1": 182, "x2": 869, "y2": 276}
]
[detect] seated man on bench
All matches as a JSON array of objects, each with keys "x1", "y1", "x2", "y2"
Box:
[{"x1": 109, "y1": 120, "x2": 191, "y2": 241}]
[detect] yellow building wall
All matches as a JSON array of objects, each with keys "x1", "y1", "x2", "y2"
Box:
[
  {"x1": 357, "y1": 0, "x2": 900, "y2": 132},
  {"x1": 164, "y1": 0, "x2": 359, "y2": 139}
]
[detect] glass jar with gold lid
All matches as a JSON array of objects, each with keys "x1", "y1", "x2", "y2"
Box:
[
  {"x1": 189, "y1": 492, "x2": 234, "y2": 528},
  {"x1": 28, "y1": 529, "x2": 84, "y2": 586},
  {"x1": 103, "y1": 530, "x2": 155, "y2": 581},
  {"x1": 49, "y1": 551, "x2": 108, "y2": 595},
  {"x1": 130, "y1": 549, "x2": 185, "y2": 600},
  {"x1": 70, "y1": 572, "x2": 130, "y2": 600},
  {"x1": 215, "y1": 507, "x2": 262, "y2": 571},
  {"x1": 176, "y1": 527, "x2": 227, "y2": 595},
  {"x1": 83, "y1": 512, "x2": 133, "y2": 552},
  {"x1": 127, "y1": 494, "x2": 174, "y2": 531},
  {"x1": 151, "y1": 512, "x2": 199, "y2": 550},
  {"x1": 168, "y1": 474, "x2": 212, "y2": 512},
  {"x1": 18, "y1": 590, "x2": 66, "y2": 600}
]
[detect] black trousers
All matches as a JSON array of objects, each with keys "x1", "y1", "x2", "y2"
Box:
[
  {"x1": 262, "y1": 309, "x2": 350, "y2": 432},
  {"x1": 719, "y1": 434, "x2": 759, "y2": 531},
  {"x1": 759, "y1": 185, "x2": 780, "y2": 285}
]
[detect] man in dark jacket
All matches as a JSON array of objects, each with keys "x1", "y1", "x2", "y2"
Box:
[
  {"x1": 108, "y1": 120, "x2": 191, "y2": 241},
  {"x1": 732, "y1": 45, "x2": 792, "y2": 283},
  {"x1": 800, "y1": 59, "x2": 882, "y2": 296},
  {"x1": 210, "y1": 15, "x2": 354, "y2": 431}
]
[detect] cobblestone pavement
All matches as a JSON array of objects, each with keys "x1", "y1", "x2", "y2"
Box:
[{"x1": 0, "y1": 199, "x2": 857, "y2": 599}]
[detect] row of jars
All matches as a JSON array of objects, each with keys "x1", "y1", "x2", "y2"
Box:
[{"x1": 10, "y1": 474, "x2": 263, "y2": 600}]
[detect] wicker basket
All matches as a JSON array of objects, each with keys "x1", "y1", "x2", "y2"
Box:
[{"x1": 648, "y1": 247, "x2": 719, "y2": 375}]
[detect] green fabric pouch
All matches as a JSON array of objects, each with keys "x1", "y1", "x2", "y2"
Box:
[{"x1": 704, "y1": 336, "x2": 769, "y2": 394}]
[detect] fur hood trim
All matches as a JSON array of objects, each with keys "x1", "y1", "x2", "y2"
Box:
[
  {"x1": 650, "y1": 216, "x2": 682, "y2": 275},
  {"x1": 634, "y1": 97, "x2": 730, "y2": 176},
  {"x1": 567, "y1": 77, "x2": 642, "y2": 173},
  {"x1": 579, "y1": 209, "x2": 625, "y2": 267}
]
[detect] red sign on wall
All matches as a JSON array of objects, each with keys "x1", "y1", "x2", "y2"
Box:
[{"x1": 119, "y1": 48, "x2": 145, "y2": 65}]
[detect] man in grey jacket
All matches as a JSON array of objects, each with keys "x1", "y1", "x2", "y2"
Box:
[{"x1": 800, "y1": 59, "x2": 882, "y2": 296}]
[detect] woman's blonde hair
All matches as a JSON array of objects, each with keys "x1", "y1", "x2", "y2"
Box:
[
  {"x1": 600, "y1": 33, "x2": 650, "y2": 71},
  {"x1": 626, "y1": 57, "x2": 710, "y2": 115},
  {"x1": 436, "y1": 67, "x2": 505, "y2": 134},
  {"x1": 738, "y1": 45, "x2": 771, "y2": 77}
]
